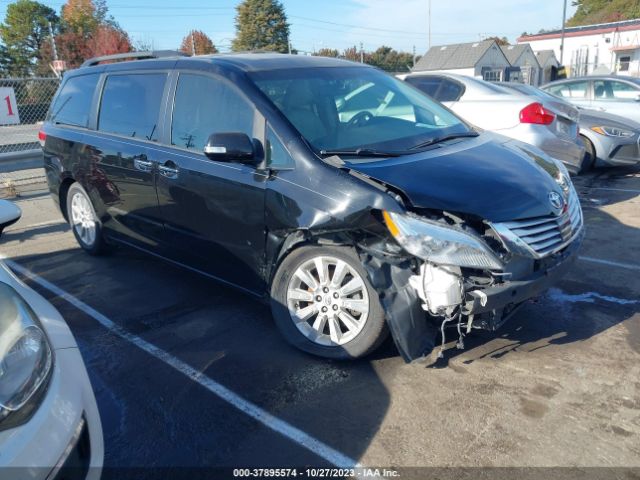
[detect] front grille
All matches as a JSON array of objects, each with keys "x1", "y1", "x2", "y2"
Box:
[{"x1": 491, "y1": 187, "x2": 583, "y2": 259}]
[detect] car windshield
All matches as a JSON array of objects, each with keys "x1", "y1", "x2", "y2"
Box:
[{"x1": 250, "y1": 66, "x2": 470, "y2": 155}]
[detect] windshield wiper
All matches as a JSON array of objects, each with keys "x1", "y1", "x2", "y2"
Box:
[
  {"x1": 319, "y1": 148, "x2": 401, "y2": 158},
  {"x1": 411, "y1": 131, "x2": 479, "y2": 150}
]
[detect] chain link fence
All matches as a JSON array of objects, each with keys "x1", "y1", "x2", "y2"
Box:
[{"x1": 0, "y1": 76, "x2": 60, "y2": 155}]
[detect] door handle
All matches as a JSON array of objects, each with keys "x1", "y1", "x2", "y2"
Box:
[
  {"x1": 159, "y1": 161, "x2": 179, "y2": 179},
  {"x1": 134, "y1": 156, "x2": 154, "y2": 172}
]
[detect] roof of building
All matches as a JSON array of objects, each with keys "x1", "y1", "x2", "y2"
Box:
[
  {"x1": 499, "y1": 44, "x2": 538, "y2": 66},
  {"x1": 413, "y1": 39, "x2": 499, "y2": 71},
  {"x1": 534, "y1": 49, "x2": 558, "y2": 66},
  {"x1": 518, "y1": 18, "x2": 640, "y2": 42}
]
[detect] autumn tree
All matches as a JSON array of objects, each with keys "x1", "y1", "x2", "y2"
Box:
[
  {"x1": 232, "y1": 0, "x2": 290, "y2": 53},
  {"x1": 180, "y1": 30, "x2": 218, "y2": 56},
  {"x1": 485, "y1": 36, "x2": 509, "y2": 46},
  {"x1": 342, "y1": 46, "x2": 360, "y2": 62},
  {"x1": 568, "y1": 0, "x2": 640, "y2": 26},
  {"x1": 0, "y1": 0, "x2": 58, "y2": 75},
  {"x1": 88, "y1": 25, "x2": 131, "y2": 57},
  {"x1": 314, "y1": 48, "x2": 339, "y2": 57}
]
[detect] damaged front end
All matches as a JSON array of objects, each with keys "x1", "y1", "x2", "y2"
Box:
[{"x1": 362, "y1": 183, "x2": 584, "y2": 362}]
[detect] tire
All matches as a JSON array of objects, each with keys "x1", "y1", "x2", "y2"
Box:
[
  {"x1": 270, "y1": 245, "x2": 388, "y2": 359},
  {"x1": 66, "y1": 183, "x2": 107, "y2": 255},
  {"x1": 580, "y1": 135, "x2": 597, "y2": 173}
]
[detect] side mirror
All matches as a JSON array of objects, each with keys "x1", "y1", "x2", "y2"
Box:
[
  {"x1": 204, "y1": 132, "x2": 256, "y2": 163},
  {"x1": 0, "y1": 200, "x2": 21, "y2": 239}
]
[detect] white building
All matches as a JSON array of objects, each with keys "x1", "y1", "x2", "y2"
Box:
[
  {"x1": 518, "y1": 18, "x2": 640, "y2": 77},
  {"x1": 412, "y1": 40, "x2": 511, "y2": 81}
]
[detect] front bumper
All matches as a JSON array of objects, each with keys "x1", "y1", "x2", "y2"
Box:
[{"x1": 464, "y1": 236, "x2": 581, "y2": 329}]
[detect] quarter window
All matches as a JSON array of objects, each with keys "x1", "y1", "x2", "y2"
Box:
[
  {"x1": 171, "y1": 74, "x2": 255, "y2": 151},
  {"x1": 48, "y1": 74, "x2": 99, "y2": 127},
  {"x1": 98, "y1": 73, "x2": 166, "y2": 141},
  {"x1": 266, "y1": 127, "x2": 294, "y2": 169}
]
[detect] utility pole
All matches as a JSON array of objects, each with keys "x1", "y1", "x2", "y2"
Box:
[
  {"x1": 360, "y1": 42, "x2": 364, "y2": 63},
  {"x1": 191, "y1": 31, "x2": 196, "y2": 56},
  {"x1": 48, "y1": 21, "x2": 58, "y2": 61},
  {"x1": 288, "y1": 40, "x2": 292, "y2": 54},
  {"x1": 413, "y1": 45, "x2": 416, "y2": 67},
  {"x1": 560, "y1": 0, "x2": 567, "y2": 65},
  {"x1": 428, "y1": 0, "x2": 432, "y2": 50}
]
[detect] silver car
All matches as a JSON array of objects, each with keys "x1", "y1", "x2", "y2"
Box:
[
  {"x1": 541, "y1": 76, "x2": 640, "y2": 124},
  {"x1": 0, "y1": 200, "x2": 104, "y2": 480},
  {"x1": 500, "y1": 82, "x2": 640, "y2": 170},
  {"x1": 400, "y1": 72, "x2": 586, "y2": 173}
]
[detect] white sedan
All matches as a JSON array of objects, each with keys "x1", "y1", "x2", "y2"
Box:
[
  {"x1": 399, "y1": 72, "x2": 587, "y2": 173},
  {"x1": 0, "y1": 200, "x2": 103, "y2": 480}
]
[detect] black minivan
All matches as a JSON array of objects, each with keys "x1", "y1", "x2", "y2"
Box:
[{"x1": 42, "y1": 52, "x2": 584, "y2": 362}]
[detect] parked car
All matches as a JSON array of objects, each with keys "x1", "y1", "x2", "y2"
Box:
[
  {"x1": 42, "y1": 52, "x2": 583, "y2": 361},
  {"x1": 0, "y1": 200, "x2": 103, "y2": 479},
  {"x1": 541, "y1": 76, "x2": 640, "y2": 123},
  {"x1": 499, "y1": 82, "x2": 640, "y2": 169},
  {"x1": 399, "y1": 72, "x2": 587, "y2": 173}
]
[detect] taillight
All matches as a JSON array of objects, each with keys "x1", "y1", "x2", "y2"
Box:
[
  {"x1": 38, "y1": 130, "x2": 46, "y2": 148},
  {"x1": 519, "y1": 102, "x2": 555, "y2": 125}
]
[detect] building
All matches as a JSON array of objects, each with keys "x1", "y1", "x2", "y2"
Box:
[
  {"x1": 412, "y1": 40, "x2": 511, "y2": 81},
  {"x1": 517, "y1": 18, "x2": 640, "y2": 77},
  {"x1": 500, "y1": 44, "x2": 541, "y2": 85},
  {"x1": 535, "y1": 50, "x2": 560, "y2": 84}
]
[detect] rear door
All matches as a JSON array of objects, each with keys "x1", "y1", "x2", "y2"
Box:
[
  {"x1": 545, "y1": 80, "x2": 591, "y2": 109},
  {"x1": 150, "y1": 71, "x2": 268, "y2": 294},
  {"x1": 93, "y1": 72, "x2": 169, "y2": 247},
  {"x1": 592, "y1": 79, "x2": 640, "y2": 123}
]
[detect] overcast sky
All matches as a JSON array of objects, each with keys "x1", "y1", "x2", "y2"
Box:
[{"x1": 0, "y1": 0, "x2": 577, "y2": 54}]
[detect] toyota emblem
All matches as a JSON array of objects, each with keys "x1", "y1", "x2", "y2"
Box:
[{"x1": 549, "y1": 191, "x2": 564, "y2": 210}]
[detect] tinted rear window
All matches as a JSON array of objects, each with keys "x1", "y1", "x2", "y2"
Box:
[
  {"x1": 98, "y1": 73, "x2": 166, "y2": 141},
  {"x1": 48, "y1": 74, "x2": 99, "y2": 127}
]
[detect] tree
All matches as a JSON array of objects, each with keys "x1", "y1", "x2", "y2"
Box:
[
  {"x1": 314, "y1": 48, "x2": 339, "y2": 58},
  {"x1": 365, "y1": 46, "x2": 414, "y2": 72},
  {"x1": 342, "y1": 46, "x2": 360, "y2": 62},
  {"x1": 0, "y1": 0, "x2": 58, "y2": 75},
  {"x1": 232, "y1": 0, "x2": 290, "y2": 53},
  {"x1": 567, "y1": 0, "x2": 640, "y2": 26},
  {"x1": 87, "y1": 25, "x2": 131, "y2": 57},
  {"x1": 485, "y1": 36, "x2": 509, "y2": 46},
  {"x1": 61, "y1": 0, "x2": 98, "y2": 34},
  {"x1": 180, "y1": 30, "x2": 218, "y2": 56}
]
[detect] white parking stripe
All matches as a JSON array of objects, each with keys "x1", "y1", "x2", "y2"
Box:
[
  {"x1": 579, "y1": 256, "x2": 640, "y2": 272},
  {"x1": 4, "y1": 259, "x2": 359, "y2": 469},
  {"x1": 586, "y1": 187, "x2": 640, "y2": 194}
]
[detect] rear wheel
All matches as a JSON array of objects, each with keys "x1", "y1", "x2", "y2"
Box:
[
  {"x1": 580, "y1": 135, "x2": 597, "y2": 173},
  {"x1": 66, "y1": 183, "x2": 107, "y2": 255},
  {"x1": 270, "y1": 246, "x2": 387, "y2": 359}
]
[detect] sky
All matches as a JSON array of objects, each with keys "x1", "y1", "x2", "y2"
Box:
[{"x1": 0, "y1": 0, "x2": 578, "y2": 54}]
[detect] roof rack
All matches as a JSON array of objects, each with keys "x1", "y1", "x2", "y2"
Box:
[{"x1": 81, "y1": 50, "x2": 188, "y2": 68}]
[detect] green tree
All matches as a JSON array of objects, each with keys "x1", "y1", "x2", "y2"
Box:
[
  {"x1": 365, "y1": 46, "x2": 414, "y2": 72},
  {"x1": 0, "y1": 0, "x2": 58, "y2": 75},
  {"x1": 568, "y1": 0, "x2": 640, "y2": 26},
  {"x1": 232, "y1": 0, "x2": 290, "y2": 53}
]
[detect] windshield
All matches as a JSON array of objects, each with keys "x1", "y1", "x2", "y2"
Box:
[{"x1": 250, "y1": 67, "x2": 470, "y2": 155}]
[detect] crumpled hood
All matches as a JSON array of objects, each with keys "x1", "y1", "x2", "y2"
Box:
[{"x1": 346, "y1": 132, "x2": 565, "y2": 223}]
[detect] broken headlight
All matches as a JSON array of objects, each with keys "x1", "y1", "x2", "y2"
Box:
[
  {"x1": 383, "y1": 211, "x2": 503, "y2": 270},
  {"x1": 0, "y1": 282, "x2": 53, "y2": 431}
]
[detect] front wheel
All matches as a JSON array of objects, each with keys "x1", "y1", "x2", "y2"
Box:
[
  {"x1": 580, "y1": 135, "x2": 597, "y2": 173},
  {"x1": 66, "y1": 183, "x2": 107, "y2": 255},
  {"x1": 270, "y1": 246, "x2": 388, "y2": 359}
]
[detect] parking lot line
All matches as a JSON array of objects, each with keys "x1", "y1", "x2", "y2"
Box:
[
  {"x1": 3, "y1": 258, "x2": 360, "y2": 469},
  {"x1": 584, "y1": 187, "x2": 640, "y2": 194},
  {"x1": 579, "y1": 256, "x2": 640, "y2": 272}
]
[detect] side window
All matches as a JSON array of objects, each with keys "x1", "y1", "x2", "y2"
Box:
[
  {"x1": 547, "y1": 81, "x2": 588, "y2": 99},
  {"x1": 171, "y1": 74, "x2": 255, "y2": 151},
  {"x1": 594, "y1": 80, "x2": 638, "y2": 101},
  {"x1": 98, "y1": 73, "x2": 166, "y2": 141},
  {"x1": 266, "y1": 127, "x2": 294, "y2": 169},
  {"x1": 48, "y1": 74, "x2": 99, "y2": 127},
  {"x1": 405, "y1": 77, "x2": 442, "y2": 99},
  {"x1": 438, "y1": 79, "x2": 464, "y2": 102}
]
